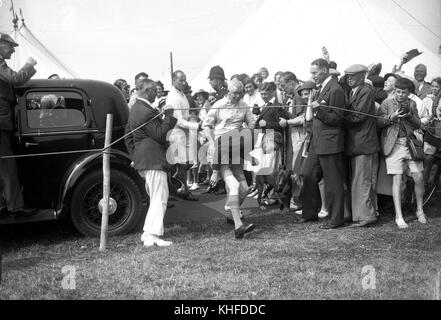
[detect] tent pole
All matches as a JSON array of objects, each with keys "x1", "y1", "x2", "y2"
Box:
[{"x1": 170, "y1": 52, "x2": 174, "y2": 84}]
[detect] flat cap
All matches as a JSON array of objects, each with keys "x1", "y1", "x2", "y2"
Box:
[
  {"x1": 344, "y1": 64, "x2": 368, "y2": 75},
  {"x1": 0, "y1": 33, "x2": 19, "y2": 47}
]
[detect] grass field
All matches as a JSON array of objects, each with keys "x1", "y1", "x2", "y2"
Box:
[{"x1": 1, "y1": 192, "x2": 441, "y2": 300}]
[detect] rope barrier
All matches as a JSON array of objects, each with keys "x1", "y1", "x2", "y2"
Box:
[{"x1": 1, "y1": 103, "x2": 439, "y2": 160}]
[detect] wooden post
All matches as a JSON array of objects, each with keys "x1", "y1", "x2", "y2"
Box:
[
  {"x1": 99, "y1": 114, "x2": 113, "y2": 251},
  {"x1": 170, "y1": 51, "x2": 174, "y2": 84}
]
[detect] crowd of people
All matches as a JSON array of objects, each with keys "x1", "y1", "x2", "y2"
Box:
[
  {"x1": 2, "y1": 30, "x2": 440, "y2": 249},
  {"x1": 120, "y1": 52, "x2": 441, "y2": 247}
]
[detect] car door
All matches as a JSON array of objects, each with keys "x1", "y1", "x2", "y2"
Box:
[{"x1": 12, "y1": 89, "x2": 96, "y2": 209}]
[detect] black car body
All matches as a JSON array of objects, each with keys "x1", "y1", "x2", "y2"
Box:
[{"x1": 0, "y1": 79, "x2": 148, "y2": 236}]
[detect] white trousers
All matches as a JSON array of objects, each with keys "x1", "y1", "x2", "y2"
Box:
[{"x1": 138, "y1": 170, "x2": 169, "y2": 236}]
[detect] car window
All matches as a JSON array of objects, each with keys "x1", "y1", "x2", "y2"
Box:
[{"x1": 26, "y1": 92, "x2": 86, "y2": 129}]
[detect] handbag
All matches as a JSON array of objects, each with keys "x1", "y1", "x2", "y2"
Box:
[{"x1": 407, "y1": 136, "x2": 425, "y2": 161}]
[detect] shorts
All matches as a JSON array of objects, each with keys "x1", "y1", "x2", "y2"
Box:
[{"x1": 386, "y1": 138, "x2": 423, "y2": 175}]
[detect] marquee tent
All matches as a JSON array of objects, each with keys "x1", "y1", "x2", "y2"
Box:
[
  {"x1": 191, "y1": 0, "x2": 441, "y2": 90},
  {"x1": 9, "y1": 21, "x2": 78, "y2": 79}
]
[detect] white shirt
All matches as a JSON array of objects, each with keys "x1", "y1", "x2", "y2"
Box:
[
  {"x1": 136, "y1": 97, "x2": 156, "y2": 109},
  {"x1": 243, "y1": 91, "x2": 265, "y2": 109},
  {"x1": 319, "y1": 75, "x2": 332, "y2": 92},
  {"x1": 409, "y1": 93, "x2": 430, "y2": 124},
  {"x1": 165, "y1": 86, "x2": 199, "y2": 131}
]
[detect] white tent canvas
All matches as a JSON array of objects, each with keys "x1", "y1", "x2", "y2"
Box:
[
  {"x1": 10, "y1": 23, "x2": 78, "y2": 79},
  {"x1": 191, "y1": 0, "x2": 441, "y2": 90}
]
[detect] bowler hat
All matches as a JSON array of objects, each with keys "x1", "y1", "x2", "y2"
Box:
[
  {"x1": 0, "y1": 33, "x2": 18, "y2": 47},
  {"x1": 345, "y1": 64, "x2": 368, "y2": 75},
  {"x1": 208, "y1": 65, "x2": 226, "y2": 80}
]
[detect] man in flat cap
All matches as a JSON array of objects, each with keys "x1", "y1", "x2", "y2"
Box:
[
  {"x1": 343, "y1": 64, "x2": 380, "y2": 227},
  {"x1": 0, "y1": 32, "x2": 38, "y2": 216}
]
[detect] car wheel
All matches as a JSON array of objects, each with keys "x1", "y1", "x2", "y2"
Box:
[{"x1": 70, "y1": 169, "x2": 147, "y2": 237}]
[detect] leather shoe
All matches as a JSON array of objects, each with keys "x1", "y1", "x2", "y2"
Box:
[
  {"x1": 214, "y1": 188, "x2": 227, "y2": 195},
  {"x1": 234, "y1": 223, "x2": 255, "y2": 239},
  {"x1": 10, "y1": 206, "x2": 38, "y2": 217},
  {"x1": 351, "y1": 219, "x2": 377, "y2": 228},
  {"x1": 319, "y1": 223, "x2": 344, "y2": 230},
  {"x1": 293, "y1": 216, "x2": 318, "y2": 224}
]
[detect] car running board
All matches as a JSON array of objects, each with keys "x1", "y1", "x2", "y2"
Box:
[{"x1": 0, "y1": 209, "x2": 57, "y2": 225}]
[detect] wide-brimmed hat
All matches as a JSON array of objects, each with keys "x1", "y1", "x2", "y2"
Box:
[
  {"x1": 208, "y1": 65, "x2": 226, "y2": 80},
  {"x1": 0, "y1": 33, "x2": 18, "y2": 47},
  {"x1": 296, "y1": 81, "x2": 316, "y2": 96},
  {"x1": 367, "y1": 63, "x2": 382, "y2": 77},
  {"x1": 329, "y1": 61, "x2": 341, "y2": 77},
  {"x1": 405, "y1": 49, "x2": 423, "y2": 63},
  {"x1": 383, "y1": 72, "x2": 401, "y2": 81},
  {"x1": 367, "y1": 75, "x2": 385, "y2": 89},
  {"x1": 192, "y1": 89, "x2": 209, "y2": 100}
]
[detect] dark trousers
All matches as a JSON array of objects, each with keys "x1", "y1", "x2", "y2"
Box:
[
  {"x1": 301, "y1": 151, "x2": 345, "y2": 225},
  {"x1": 0, "y1": 130, "x2": 24, "y2": 211}
]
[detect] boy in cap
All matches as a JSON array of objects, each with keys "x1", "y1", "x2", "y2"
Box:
[
  {"x1": 377, "y1": 77, "x2": 427, "y2": 229},
  {"x1": 0, "y1": 32, "x2": 38, "y2": 216}
]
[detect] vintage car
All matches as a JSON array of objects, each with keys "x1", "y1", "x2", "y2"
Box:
[{"x1": 0, "y1": 79, "x2": 149, "y2": 236}]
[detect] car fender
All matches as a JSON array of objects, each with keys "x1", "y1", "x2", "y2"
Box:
[{"x1": 56, "y1": 149, "x2": 145, "y2": 215}]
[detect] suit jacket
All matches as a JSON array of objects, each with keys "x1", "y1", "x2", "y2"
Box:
[
  {"x1": 376, "y1": 97, "x2": 421, "y2": 156},
  {"x1": 124, "y1": 99, "x2": 177, "y2": 172},
  {"x1": 311, "y1": 77, "x2": 346, "y2": 155},
  {"x1": 416, "y1": 82, "x2": 431, "y2": 100},
  {"x1": 343, "y1": 83, "x2": 380, "y2": 156},
  {"x1": 0, "y1": 57, "x2": 36, "y2": 130},
  {"x1": 256, "y1": 101, "x2": 292, "y2": 134}
]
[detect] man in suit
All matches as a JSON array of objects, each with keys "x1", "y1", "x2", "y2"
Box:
[
  {"x1": 414, "y1": 64, "x2": 431, "y2": 100},
  {"x1": 343, "y1": 64, "x2": 381, "y2": 227},
  {"x1": 0, "y1": 33, "x2": 38, "y2": 217},
  {"x1": 297, "y1": 58, "x2": 346, "y2": 229},
  {"x1": 125, "y1": 78, "x2": 177, "y2": 247}
]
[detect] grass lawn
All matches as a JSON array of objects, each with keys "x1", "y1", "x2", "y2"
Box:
[{"x1": 1, "y1": 192, "x2": 441, "y2": 300}]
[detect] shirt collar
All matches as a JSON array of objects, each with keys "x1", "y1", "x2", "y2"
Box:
[
  {"x1": 137, "y1": 97, "x2": 156, "y2": 109},
  {"x1": 171, "y1": 86, "x2": 185, "y2": 96},
  {"x1": 320, "y1": 75, "x2": 332, "y2": 91}
]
